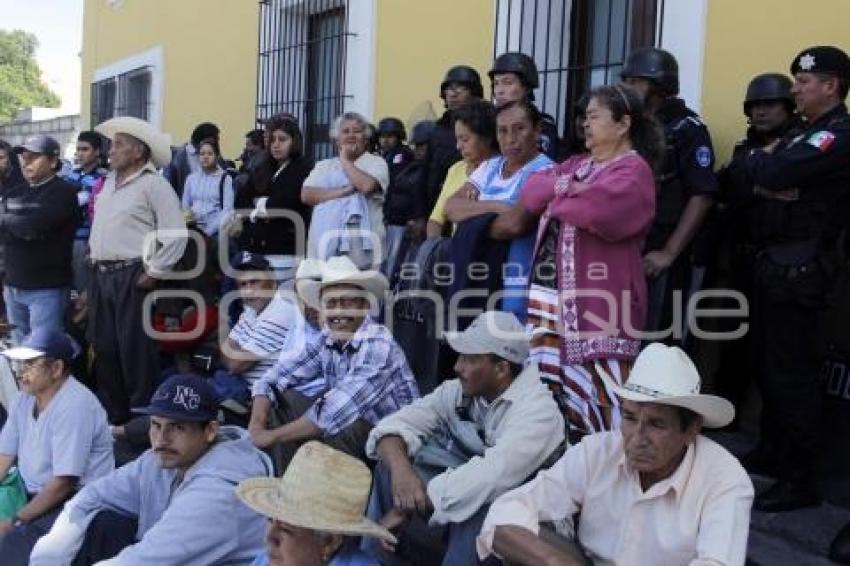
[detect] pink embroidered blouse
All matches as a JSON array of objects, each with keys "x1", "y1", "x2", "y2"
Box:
[{"x1": 521, "y1": 151, "x2": 656, "y2": 364}]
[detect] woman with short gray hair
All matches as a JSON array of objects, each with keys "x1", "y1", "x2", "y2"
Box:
[{"x1": 302, "y1": 113, "x2": 388, "y2": 268}]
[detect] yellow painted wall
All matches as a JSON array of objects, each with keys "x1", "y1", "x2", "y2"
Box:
[
  {"x1": 80, "y1": 0, "x2": 258, "y2": 158},
  {"x1": 373, "y1": 0, "x2": 495, "y2": 129},
  {"x1": 701, "y1": 0, "x2": 850, "y2": 163}
]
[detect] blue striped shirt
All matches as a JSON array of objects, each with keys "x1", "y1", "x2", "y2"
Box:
[{"x1": 229, "y1": 294, "x2": 306, "y2": 383}]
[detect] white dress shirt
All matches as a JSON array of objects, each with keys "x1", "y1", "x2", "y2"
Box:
[{"x1": 478, "y1": 431, "x2": 753, "y2": 566}]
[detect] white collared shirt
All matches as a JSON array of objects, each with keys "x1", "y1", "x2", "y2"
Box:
[{"x1": 477, "y1": 431, "x2": 753, "y2": 566}]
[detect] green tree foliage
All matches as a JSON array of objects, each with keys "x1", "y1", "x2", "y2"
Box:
[{"x1": 0, "y1": 30, "x2": 61, "y2": 123}]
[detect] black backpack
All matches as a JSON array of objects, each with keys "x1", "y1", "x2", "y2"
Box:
[{"x1": 391, "y1": 237, "x2": 452, "y2": 395}]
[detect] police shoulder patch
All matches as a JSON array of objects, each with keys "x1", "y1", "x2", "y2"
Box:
[
  {"x1": 695, "y1": 145, "x2": 712, "y2": 168},
  {"x1": 806, "y1": 130, "x2": 836, "y2": 152}
]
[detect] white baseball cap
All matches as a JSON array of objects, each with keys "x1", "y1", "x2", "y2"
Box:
[{"x1": 445, "y1": 311, "x2": 529, "y2": 364}]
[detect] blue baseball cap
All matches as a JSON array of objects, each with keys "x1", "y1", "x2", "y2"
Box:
[
  {"x1": 133, "y1": 374, "x2": 220, "y2": 422},
  {"x1": 2, "y1": 329, "x2": 80, "y2": 361},
  {"x1": 231, "y1": 251, "x2": 272, "y2": 272},
  {"x1": 13, "y1": 135, "x2": 61, "y2": 158}
]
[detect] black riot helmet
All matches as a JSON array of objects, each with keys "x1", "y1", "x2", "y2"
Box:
[
  {"x1": 440, "y1": 65, "x2": 484, "y2": 99},
  {"x1": 410, "y1": 121, "x2": 436, "y2": 145},
  {"x1": 376, "y1": 117, "x2": 407, "y2": 140},
  {"x1": 743, "y1": 73, "x2": 794, "y2": 116},
  {"x1": 489, "y1": 52, "x2": 540, "y2": 89},
  {"x1": 621, "y1": 47, "x2": 679, "y2": 95}
]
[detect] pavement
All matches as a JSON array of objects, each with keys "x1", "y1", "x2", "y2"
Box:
[{"x1": 708, "y1": 431, "x2": 850, "y2": 565}]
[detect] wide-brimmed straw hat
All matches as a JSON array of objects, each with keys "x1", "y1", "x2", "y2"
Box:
[
  {"x1": 316, "y1": 256, "x2": 389, "y2": 303},
  {"x1": 294, "y1": 258, "x2": 322, "y2": 310},
  {"x1": 597, "y1": 343, "x2": 734, "y2": 428},
  {"x1": 236, "y1": 442, "x2": 396, "y2": 543},
  {"x1": 95, "y1": 116, "x2": 173, "y2": 168}
]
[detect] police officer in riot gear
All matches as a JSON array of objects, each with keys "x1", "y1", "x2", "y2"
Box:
[
  {"x1": 713, "y1": 73, "x2": 796, "y2": 437},
  {"x1": 742, "y1": 46, "x2": 850, "y2": 514},
  {"x1": 376, "y1": 117, "x2": 408, "y2": 156},
  {"x1": 488, "y1": 52, "x2": 563, "y2": 160},
  {"x1": 425, "y1": 65, "x2": 483, "y2": 217},
  {"x1": 621, "y1": 47, "x2": 718, "y2": 344}
]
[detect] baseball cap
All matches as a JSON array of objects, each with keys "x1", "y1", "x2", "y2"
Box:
[
  {"x1": 444, "y1": 311, "x2": 529, "y2": 364},
  {"x1": 133, "y1": 374, "x2": 220, "y2": 422},
  {"x1": 2, "y1": 329, "x2": 80, "y2": 361},
  {"x1": 231, "y1": 251, "x2": 272, "y2": 272},
  {"x1": 13, "y1": 135, "x2": 61, "y2": 158}
]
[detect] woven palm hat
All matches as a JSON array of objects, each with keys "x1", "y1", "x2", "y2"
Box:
[
  {"x1": 318, "y1": 255, "x2": 389, "y2": 300},
  {"x1": 294, "y1": 258, "x2": 322, "y2": 310},
  {"x1": 95, "y1": 116, "x2": 173, "y2": 168},
  {"x1": 597, "y1": 343, "x2": 735, "y2": 428},
  {"x1": 236, "y1": 442, "x2": 396, "y2": 543}
]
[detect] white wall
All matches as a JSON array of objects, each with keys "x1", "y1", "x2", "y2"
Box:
[{"x1": 658, "y1": 0, "x2": 708, "y2": 113}]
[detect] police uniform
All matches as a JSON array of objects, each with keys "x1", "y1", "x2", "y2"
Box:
[
  {"x1": 539, "y1": 112, "x2": 563, "y2": 162},
  {"x1": 712, "y1": 132, "x2": 780, "y2": 421},
  {"x1": 645, "y1": 97, "x2": 719, "y2": 337},
  {"x1": 744, "y1": 46, "x2": 850, "y2": 510}
]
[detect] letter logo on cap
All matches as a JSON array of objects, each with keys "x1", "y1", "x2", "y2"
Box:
[{"x1": 173, "y1": 385, "x2": 201, "y2": 410}]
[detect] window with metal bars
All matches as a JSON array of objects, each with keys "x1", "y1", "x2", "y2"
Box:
[
  {"x1": 256, "y1": 0, "x2": 353, "y2": 161},
  {"x1": 494, "y1": 0, "x2": 660, "y2": 137},
  {"x1": 90, "y1": 67, "x2": 152, "y2": 126},
  {"x1": 91, "y1": 78, "x2": 116, "y2": 127},
  {"x1": 118, "y1": 68, "x2": 152, "y2": 121}
]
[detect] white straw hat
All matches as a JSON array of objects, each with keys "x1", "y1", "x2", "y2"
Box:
[
  {"x1": 95, "y1": 116, "x2": 173, "y2": 168},
  {"x1": 317, "y1": 255, "x2": 389, "y2": 303},
  {"x1": 597, "y1": 343, "x2": 735, "y2": 428},
  {"x1": 236, "y1": 442, "x2": 396, "y2": 543},
  {"x1": 294, "y1": 258, "x2": 322, "y2": 310}
]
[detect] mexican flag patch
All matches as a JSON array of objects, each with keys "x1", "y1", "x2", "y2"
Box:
[{"x1": 807, "y1": 130, "x2": 836, "y2": 152}]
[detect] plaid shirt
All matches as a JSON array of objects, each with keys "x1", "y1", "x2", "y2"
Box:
[{"x1": 254, "y1": 317, "x2": 419, "y2": 436}]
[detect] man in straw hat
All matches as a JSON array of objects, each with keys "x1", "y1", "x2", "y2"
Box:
[
  {"x1": 30, "y1": 374, "x2": 271, "y2": 565},
  {"x1": 88, "y1": 116, "x2": 187, "y2": 426},
  {"x1": 478, "y1": 343, "x2": 754, "y2": 566},
  {"x1": 364, "y1": 311, "x2": 564, "y2": 566},
  {"x1": 247, "y1": 255, "x2": 418, "y2": 468},
  {"x1": 237, "y1": 441, "x2": 392, "y2": 565}
]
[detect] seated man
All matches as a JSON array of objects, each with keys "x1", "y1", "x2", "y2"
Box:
[
  {"x1": 217, "y1": 252, "x2": 316, "y2": 405},
  {"x1": 0, "y1": 330, "x2": 113, "y2": 566},
  {"x1": 30, "y1": 374, "x2": 272, "y2": 565},
  {"x1": 248, "y1": 255, "x2": 419, "y2": 467},
  {"x1": 237, "y1": 441, "x2": 395, "y2": 566},
  {"x1": 477, "y1": 344, "x2": 754, "y2": 566},
  {"x1": 365, "y1": 311, "x2": 565, "y2": 566}
]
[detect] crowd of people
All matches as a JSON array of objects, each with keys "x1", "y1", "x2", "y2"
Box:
[{"x1": 0, "y1": 41, "x2": 845, "y2": 565}]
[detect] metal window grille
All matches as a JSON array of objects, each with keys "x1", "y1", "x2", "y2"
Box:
[
  {"x1": 256, "y1": 0, "x2": 353, "y2": 161},
  {"x1": 494, "y1": 0, "x2": 659, "y2": 136},
  {"x1": 90, "y1": 66, "x2": 152, "y2": 127},
  {"x1": 90, "y1": 78, "x2": 117, "y2": 126},
  {"x1": 118, "y1": 67, "x2": 152, "y2": 120}
]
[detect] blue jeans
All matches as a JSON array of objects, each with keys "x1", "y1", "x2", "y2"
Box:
[
  {"x1": 364, "y1": 461, "x2": 495, "y2": 566},
  {"x1": 3, "y1": 286, "x2": 69, "y2": 345}
]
